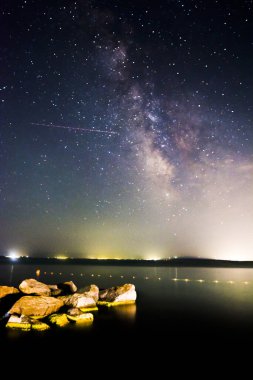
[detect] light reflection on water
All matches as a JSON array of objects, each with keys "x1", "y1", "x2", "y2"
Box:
[
  {"x1": 2, "y1": 264, "x2": 253, "y2": 346},
  {"x1": 1, "y1": 264, "x2": 253, "y2": 322},
  {"x1": 1, "y1": 264, "x2": 253, "y2": 287}
]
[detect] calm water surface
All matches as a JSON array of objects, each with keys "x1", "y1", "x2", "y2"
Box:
[{"x1": 1, "y1": 264, "x2": 253, "y2": 357}]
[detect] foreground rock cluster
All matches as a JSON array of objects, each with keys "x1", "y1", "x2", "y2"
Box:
[{"x1": 0, "y1": 279, "x2": 137, "y2": 331}]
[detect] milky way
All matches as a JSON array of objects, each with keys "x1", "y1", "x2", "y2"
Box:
[{"x1": 1, "y1": 1, "x2": 252, "y2": 259}]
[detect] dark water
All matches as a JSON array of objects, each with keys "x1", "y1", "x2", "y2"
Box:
[{"x1": 1, "y1": 264, "x2": 253, "y2": 363}]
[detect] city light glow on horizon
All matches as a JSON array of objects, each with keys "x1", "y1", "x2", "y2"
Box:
[
  {"x1": 55, "y1": 256, "x2": 69, "y2": 260},
  {"x1": 0, "y1": 2, "x2": 252, "y2": 261},
  {"x1": 6, "y1": 250, "x2": 20, "y2": 261}
]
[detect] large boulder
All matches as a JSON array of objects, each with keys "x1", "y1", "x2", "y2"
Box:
[
  {"x1": 59, "y1": 293, "x2": 96, "y2": 309},
  {"x1": 19, "y1": 279, "x2": 51, "y2": 296},
  {"x1": 98, "y1": 284, "x2": 137, "y2": 306},
  {"x1": 9, "y1": 296, "x2": 64, "y2": 317},
  {"x1": 0, "y1": 286, "x2": 19, "y2": 299},
  {"x1": 79, "y1": 284, "x2": 99, "y2": 302},
  {"x1": 6, "y1": 314, "x2": 50, "y2": 331}
]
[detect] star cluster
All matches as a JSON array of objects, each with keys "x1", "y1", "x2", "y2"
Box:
[{"x1": 1, "y1": 0, "x2": 252, "y2": 259}]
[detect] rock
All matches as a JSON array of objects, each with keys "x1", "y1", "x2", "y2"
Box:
[
  {"x1": 59, "y1": 293, "x2": 96, "y2": 309},
  {"x1": 57, "y1": 281, "x2": 77, "y2": 294},
  {"x1": 9, "y1": 296, "x2": 64, "y2": 317},
  {"x1": 0, "y1": 286, "x2": 19, "y2": 299},
  {"x1": 67, "y1": 312, "x2": 93, "y2": 324},
  {"x1": 67, "y1": 307, "x2": 83, "y2": 316},
  {"x1": 6, "y1": 314, "x2": 50, "y2": 331},
  {"x1": 48, "y1": 285, "x2": 62, "y2": 297},
  {"x1": 48, "y1": 281, "x2": 77, "y2": 296},
  {"x1": 79, "y1": 284, "x2": 99, "y2": 302},
  {"x1": 19, "y1": 279, "x2": 51, "y2": 296},
  {"x1": 49, "y1": 313, "x2": 69, "y2": 327},
  {"x1": 6, "y1": 315, "x2": 31, "y2": 331},
  {"x1": 98, "y1": 284, "x2": 137, "y2": 306}
]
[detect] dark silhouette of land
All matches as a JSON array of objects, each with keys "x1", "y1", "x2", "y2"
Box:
[{"x1": 1, "y1": 255, "x2": 253, "y2": 267}]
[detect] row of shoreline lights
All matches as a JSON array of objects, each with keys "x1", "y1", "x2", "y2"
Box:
[{"x1": 39, "y1": 271, "x2": 250, "y2": 285}]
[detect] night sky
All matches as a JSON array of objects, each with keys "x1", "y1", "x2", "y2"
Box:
[{"x1": 1, "y1": 0, "x2": 253, "y2": 259}]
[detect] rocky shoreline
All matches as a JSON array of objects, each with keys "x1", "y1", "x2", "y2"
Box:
[{"x1": 0, "y1": 279, "x2": 137, "y2": 331}]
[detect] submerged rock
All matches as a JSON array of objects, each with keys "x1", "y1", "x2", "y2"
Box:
[
  {"x1": 19, "y1": 279, "x2": 51, "y2": 296},
  {"x1": 6, "y1": 314, "x2": 50, "y2": 331},
  {"x1": 49, "y1": 313, "x2": 69, "y2": 327},
  {"x1": 80, "y1": 306, "x2": 98, "y2": 312},
  {"x1": 98, "y1": 284, "x2": 137, "y2": 306},
  {"x1": 31, "y1": 320, "x2": 50, "y2": 331},
  {"x1": 0, "y1": 286, "x2": 19, "y2": 299},
  {"x1": 9, "y1": 296, "x2": 64, "y2": 317},
  {"x1": 67, "y1": 312, "x2": 93, "y2": 324},
  {"x1": 6, "y1": 315, "x2": 31, "y2": 331},
  {"x1": 59, "y1": 293, "x2": 96, "y2": 309}
]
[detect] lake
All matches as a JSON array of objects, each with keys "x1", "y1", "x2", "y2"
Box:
[{"x1": 1, "y1": 263, "x2": 253, "y2": 361}]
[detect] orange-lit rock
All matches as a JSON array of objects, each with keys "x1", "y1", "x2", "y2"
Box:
[
  {"x1": 0, "y1": 286, "x2": 19, "y2": 299},
  {"x1": 9, "y1": 296, "x2": 64, "y2": 317},
  {"x1": 19, "y1": 279, "x2": 51, "y2": 296}
]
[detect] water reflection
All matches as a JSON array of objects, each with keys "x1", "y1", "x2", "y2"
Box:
[
  {"x1": 112, "y1": 303, "x2": 137, "y2": 323},
  {"x1": 9, "y1": 265, "x2": 14, "y2": 286},
  {"x1": 36, "y1": 269, "x2": 40, "y2": 277}
]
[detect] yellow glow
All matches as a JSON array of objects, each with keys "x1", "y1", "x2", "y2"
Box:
[
  {"x1": 146, "y1": 256, "x2": 161, "y2": 261},
  {"x1": 55, "y1": 255, "x2": 68, "y2": 260},
  {"x1": 36, "y1": 269, "x2": 40, "y2": 277},
  {"x1": 97, "y1": 257, "x2": 110, "y2": 260},
  {"x1": 113, "y1": 304, "x2": 136, "y2": 321}
]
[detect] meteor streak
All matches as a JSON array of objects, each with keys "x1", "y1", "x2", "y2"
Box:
[{"x1": 31, "y1": 122, "x2": 119, "y2": 135}]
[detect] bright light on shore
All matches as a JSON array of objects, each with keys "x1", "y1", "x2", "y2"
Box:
[
  {"x1": 6, "y1": 249, "x2": 20, "y2": 260},
  {"x1": 55, "y1": 256, "x2": 68, "y2": 260}
]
